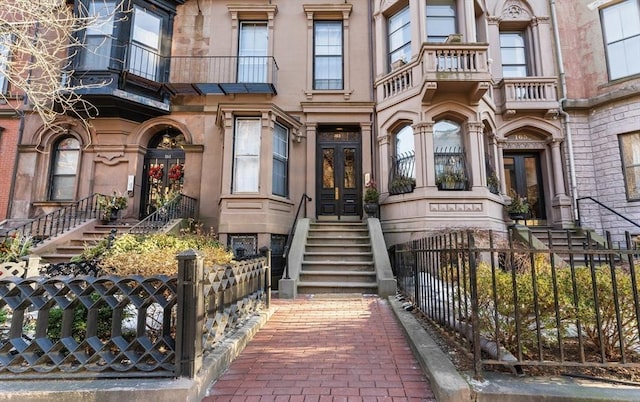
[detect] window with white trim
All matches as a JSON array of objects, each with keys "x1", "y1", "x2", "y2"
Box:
[
  {"x1": 388, "y1": 6, "x2": 411, "y2": 68},
  {"x1": 49, "y1": 137, "x2": 81, "y2": 201},
  {"x1": 500, "y1": 31, "x2": 528, "y2": 77},
  {"x1": 272, "y1": 122, "x2": 288, "y2": 197},
  {"x1": 314, "y1": 21, "x2": 343, "y2": 90},
  {"x1": 233, "y1": 118, "x2": 261, "y2": 193},
  {"x1": 128, "y1": 6, "x2": 162, "y2": 80},
  {"x1": 426, "y1": 0, "x2": 457, "y2": 43},
  {"x1": 239, "y1": 22, "x2": 268, "y2": 83},
  {"x1": 601, "y1": 0, "x2": 640, "y2": 80}
]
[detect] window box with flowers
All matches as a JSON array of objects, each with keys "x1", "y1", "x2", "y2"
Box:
[
  {"x1": 363, "y1": 181, "x2": 379, "y2": 217},
  {"x1": 97, "y1": 192, "x2": 128, "y2": 223},
  {"x1": 436, "y1": 171, "x2": 468, "y2": 190}
]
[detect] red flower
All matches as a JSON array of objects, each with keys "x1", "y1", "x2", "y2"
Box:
[
  {"x1": 169, "y1": 164, "x2": 184, "y2": 181},
  {"x1": 149, "y1": 165, "x2": 164, "y2": 180}
]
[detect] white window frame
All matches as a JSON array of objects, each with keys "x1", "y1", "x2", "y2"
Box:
[
  {"x1": 128, "y1": 6, "x2": 162, "y2": 80},
  {"x1": 601, "y1": 0, "x2": 640, "y2": 80},
  {"x1": 426, "y1": 0, "x2": 457, "y2": 43},
  {"x1": 233, "y1": 118, "x2": 261, "y2": 193},
  {"x1": 388, "y1": 6, "x2": 411, "y2": 68},
  {"x1": 313, "y1": 20, "x2": 343, "y2": 90},
  {"x1": 500, "y1": 31, "x2": 528, "y2": 78},
  {"x1": 272, "y1": 122, "x2": 289, "y2": 197},
  {"x1": 49, "y1": 136, "x2": 81, "y2": 201}
]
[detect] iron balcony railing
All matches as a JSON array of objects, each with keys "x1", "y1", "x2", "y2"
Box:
[
  {"x1": 392, "y1": 229, "x2": 640, "y2": 379},
  {"x1": 76, "y1": 41, "x2": 278, "y2": 96}
]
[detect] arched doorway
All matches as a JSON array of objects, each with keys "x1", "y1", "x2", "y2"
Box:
[{"x1": 141, "y1": 128, "x2": 186, "y2": 218}]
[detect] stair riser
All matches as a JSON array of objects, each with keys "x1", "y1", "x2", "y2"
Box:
[
  {"x1": 302, "y1": 263, "x2": 374, "y2": 272},
  {"x1": 304, "y1": 254, "x2": 372, "y2": 262},
  {"x1": 305, "y1": 245, "x2": 371, "y2": 253},
  {"x1": 308, "y1": 230, "x2": 369, "y2": 237},
  {"x1": 310, "y1": 224, "x2": 367, "y2": 230},
  {"x1": 297, "y1": 285, "x2": 378, "y2": 294},
  {"x1": 306, "y1": 238, "x2": 371, "y2": 246},
  {"x1": 300, "y1": 273, "x2": 376, "y2": 283}
]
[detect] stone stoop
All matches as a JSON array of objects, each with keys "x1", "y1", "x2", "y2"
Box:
[
  {"x1": 297, "y1": 221, "x2": 377, "y2": 294},
  {"x1": 526, "y1": 227, "x2": 604, "y2": 267},
  {"x1": 37, "y1": 222, "x2": 132, "y2": 264}
]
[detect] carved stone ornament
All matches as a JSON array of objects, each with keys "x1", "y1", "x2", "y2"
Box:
[{"x1": 502, "y1": 1, "x2": 530, "y2": 20}]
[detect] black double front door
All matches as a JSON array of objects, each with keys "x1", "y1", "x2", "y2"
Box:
[{"x1": 316, "y1": 129, "x2": 362, "y2": 218}]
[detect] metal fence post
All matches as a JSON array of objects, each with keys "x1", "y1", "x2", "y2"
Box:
[
  {"x1": 467, "y1": 232, "x2": 483, "y2": 380},
  {"x1": 176, "y1": 249, "x2": 204, "y2": 378},
  {"x1": 260, "y1": 246, "x2": 271, "y2": 308}
]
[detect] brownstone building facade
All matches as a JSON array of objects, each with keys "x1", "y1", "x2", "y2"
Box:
[{"x1": 1, "y1": 0, "x2": 639, "y2": 252}]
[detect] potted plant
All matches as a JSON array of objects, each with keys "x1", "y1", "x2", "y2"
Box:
[
  {"x1": 97, "y1": 192, "x2": 128, "y2": 223},
  {"x1": 506, "y1": 190, "x2": 529, "y2": 222},
  {"x1": 363, "y1": 180, "x2": 379, "y2": 217},
  {"x1": 436, "y1": 170, "x2": 467, "y2": 190}
]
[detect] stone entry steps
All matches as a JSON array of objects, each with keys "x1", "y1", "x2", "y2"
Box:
[
  {"x1": 38, "y1": 223, "x2": 130, "y2": 264},
  {"x1": 297, "y1": 221, "x2": 377, "y2": 294}
]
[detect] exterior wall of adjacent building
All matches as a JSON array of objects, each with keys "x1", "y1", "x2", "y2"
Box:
[{"x1": 555, "y1": 0, "x2": 640, "y2": 240}]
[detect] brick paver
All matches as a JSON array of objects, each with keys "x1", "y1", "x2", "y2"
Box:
[{"x1": 203, "y1": 295, "x2": 436, "y2": 402}]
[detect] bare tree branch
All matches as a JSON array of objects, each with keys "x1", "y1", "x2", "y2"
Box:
[{"x1": 0, "y1": 0, "x2": 127, "y2": 130}]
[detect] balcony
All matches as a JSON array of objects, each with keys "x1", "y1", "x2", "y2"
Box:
[
  {"x1": 164, "y1": 56, "x2": 278, "y2": 96},
  {"x1": 376, "y1": 43, "x2": 491, "y2": 108},
  {"x1": 71, "y1": 42, "x2": 278, "y2": 120},
  {"x1": 495, "y1": 77, "x2": 559, "y2": 117}
]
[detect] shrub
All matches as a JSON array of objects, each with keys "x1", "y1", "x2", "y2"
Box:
[
  {"x1": 46, "y1": 293, "x2": 115, "y2": 342},
  {"x1": 472, "y1": 261, "x2": 640, "y2": 360},
  {"x1": 0, "y1": 233, "x2": 32, "y2": 263},
  {"x1": 98, "y1": 232, "x2": 234, "y2": 276}
]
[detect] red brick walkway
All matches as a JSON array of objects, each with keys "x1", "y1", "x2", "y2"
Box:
[{"x1": 203, "y1": 295, "x2": 436, "y2": 402}]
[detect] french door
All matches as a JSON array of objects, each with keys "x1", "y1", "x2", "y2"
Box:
[
  {"x1": 504, "y1": 153, "x2": 546, "y2": 221},
  {"x1": 316, "y1": 130, "x2": 361, "y2": 218}
]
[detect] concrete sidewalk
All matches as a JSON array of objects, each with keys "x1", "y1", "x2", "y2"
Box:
[{"x1": 203, "y1": 294, "x2": 437, "y2": 401}]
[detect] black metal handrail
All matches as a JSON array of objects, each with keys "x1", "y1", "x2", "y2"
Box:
[
  {"x1": 576, "y1": 196, "x2": 640, "y2": 230},
  {"x1": 282, "y1": 193, "x2": 312, "y2": 280},
  {"x1": 128, "y1": 193, "x2": 198, "y2": 235},
  {"x1": 0, "y1": 194, "x2": 102, "y2": 246}
]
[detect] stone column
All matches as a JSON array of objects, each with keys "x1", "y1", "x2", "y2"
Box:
[
  {"x1": 549, "y1": 138, "x2": 568, "y2": 197},
  {"x1": 413, "y1": 122, "x2": 434, "y2": 187},
  {"x1": 496, "y1": 140, "x2": 506, "y2": 194},
  {"x1": 467, "y1": 122, "x2": 484, "y2": 188}
]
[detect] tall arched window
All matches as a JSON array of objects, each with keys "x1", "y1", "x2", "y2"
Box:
[
  {"x1": 49, "y1": 137, "x2": 81, "y2": 201},
  {"x1": 390, "y1": 125, "x2": 416, "y2": 195},
  {"x1": 434, "y1": 120, "x2": 468, "y2": 190}
]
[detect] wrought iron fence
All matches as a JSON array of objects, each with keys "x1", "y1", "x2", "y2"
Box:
[
  {"x1": 0, "y1": 194, "x2": 102, "y2": 247},
  {"x1": 392, "y1": 229, "x2": 640, "y2": 378},
  {"x1": 0, "y1": 252, "x2": 270, "y2": 379}
]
